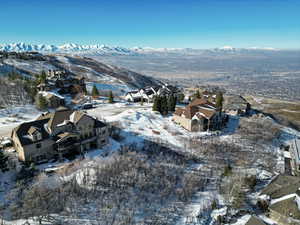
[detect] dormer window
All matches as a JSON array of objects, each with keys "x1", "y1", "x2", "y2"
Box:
[{"x1": 28, "y1": 126, "x2": 42, "y2": 141}]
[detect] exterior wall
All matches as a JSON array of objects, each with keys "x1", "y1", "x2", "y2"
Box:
[
  {"x1": 98, "y1": 126, "x2": 109, "y2": 146},
  {"x1": 76, "y1": 116, "x2": 95, "y2": 139},
  {"x1": 173, "y1": 115, "x2": 192, "y2": 131},
  {"x1": 12, "y1": 114, "x2": 109, "y2": 162},
  {"x1": 22, "y1": 138, "x2": 56, "y2": 162},
  {"x1": 12, "y1": 133, "x2": 26, "y2": 162}
]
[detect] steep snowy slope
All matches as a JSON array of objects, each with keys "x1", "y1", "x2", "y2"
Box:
[{"x1": 0, "y1": 53, "x2": 160, "y2": 92}]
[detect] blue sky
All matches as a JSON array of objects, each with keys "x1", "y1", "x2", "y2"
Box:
[{"x1": 0, "y1": 0, "x2": 299, "y2": 48}]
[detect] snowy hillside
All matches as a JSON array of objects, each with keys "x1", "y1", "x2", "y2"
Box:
[{"x1": 0, "y1": 53, "x2": 160, "y2": 93}]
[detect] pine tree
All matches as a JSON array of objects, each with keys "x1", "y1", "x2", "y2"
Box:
[
  {"x1": 195, "y1": 90, "x2": 201, "y2": 99},
  {"x1": 40, "y1": 70, "x2": 47, "y2": 84},
  {"x1": 167, "y1": 95, "x2": 177, "y2": 112},
  {"x1": 216, "y1": 92, "x2": 224, "y2": 111},
  {"x1": 108, "y1": 91, "x2": 114, "y2": 103},
  {"x1": 173, "y1": 96, "x2": 177, "y2": 111},
  {"x1": 152, "y1": 96, "x2": 159, "y2": 111},
  {"x1": 91, "y1": 85, "x2": 99, "y2": 97},
  {"x1": 35, "y1": 94, "x2": 48, "y2": 110},
  {"x1": 0, "y1": 150, "x2": 8, "y2": 172},
  {"x1": 161, "y1": 96, "x2": 168, "y2": 115},
  {"x1": 178, "y1": 93, "x2": 185, "y2": 103},
  {"x1": 167, "y1": 95, "x2": 173, "y2": 112}
]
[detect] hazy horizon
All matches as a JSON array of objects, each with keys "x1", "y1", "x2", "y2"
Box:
[{"x1": 1, "y1": 0, "x2": 299, "y2": 49}]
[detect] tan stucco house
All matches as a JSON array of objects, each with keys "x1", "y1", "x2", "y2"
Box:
[
  {"x1": 173, "y1": 98, "x2": 226, "y2": 132},
  {"x1": 11, "y1": 107, "x2": 109, "y2": 162}
]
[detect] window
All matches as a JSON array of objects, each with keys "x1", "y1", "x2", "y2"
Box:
[
  {"x1": 36, "y1": 143, "x2": 42, "y2": 148},
  {"x1": 36, "y1": 132, "x2": 42, "y2": 141}
]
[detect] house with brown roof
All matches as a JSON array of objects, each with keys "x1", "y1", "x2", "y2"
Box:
[
  {"x1": 37, "y1": 70, "x2": 86, "y2": 96},
  {"x1": 11, "y1": 107, "x2": 109, "y2": 162},
  {"x1": 173, "y1": 98, "x2": 226, "y2": 131},
  {"x1": 259, "y1": 174, "x2": 300, "y2": 225}
]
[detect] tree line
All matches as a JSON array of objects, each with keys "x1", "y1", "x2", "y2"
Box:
[{"x1": 152, "y1": 95, "x2": 177, "y2": 115}]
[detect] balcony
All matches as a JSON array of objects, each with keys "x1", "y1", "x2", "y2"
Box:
[
  {"x1": 80, "y1": 135, "x2": 98, "y2": 144},
  {"x1": 57, "y1": 141, "x2": 79, "y2": 152}
]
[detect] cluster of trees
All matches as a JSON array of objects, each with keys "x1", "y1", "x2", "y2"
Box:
[
  {"x1": 215, "y1": 92, "x2": 224, "y2": 110},
  {"x1": 177, "y1": 93, "x2": 185, "y2": 103},
  {"x1": 108, "y1": 90, "x2": 114, "y2": 103},
  {"x1": 0, "y1": 150, "x2": 8, "y2": 172},
  {"x1": 91, "y1": 85, "x2": 114, "y2": 103},
  {"x1": 91, "y1": 85, "x2": 99, "y2": 97},
  {"x1": 35, "y1": 94, "x2": 48, "y2": 110},
  {"x1": 152, "y1": 95, "x2": 177, "y2": 115},
  {"x1": 6, "y1": 71, "x2": 41, "y2": 103},
  {"x1": 0, "y1": 74, "x2": 32, "y2": 107},
  {"x1": 9, "y1": 143, "x2": 207, "y2": 224},
  {"x1": 0, "y1": 51, "x2": 45, "y2": 61}
]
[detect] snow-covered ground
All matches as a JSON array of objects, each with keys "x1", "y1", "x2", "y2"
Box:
[
  {"x1": 1, "y1": 101, "x2": 300, "y2": 225},
  {"x1": 87, "y1": 102, "x2": 217, "y2": 148},
  {"x1": 0, "y1": 105, "x2": 41, "y2": 137}
]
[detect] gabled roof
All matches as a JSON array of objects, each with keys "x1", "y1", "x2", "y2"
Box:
[
  {"x1": 126, "y1": 90, "x2": 139, "y2": 95},
  {"x1": 188, "y1": 98, "x2": 216, "y2": 109},
  {"x1": 245, "y1": 216, "x2": 266, "y2": 225},
  {"x1": 269, "y1": 196, "x2": 300, "y2": 221},
  {"x1": 55, "y1": 132, "x2": 78, "y2": 143},
  {"x1": 46, "y1": 108, "x2": 74, "y2": 131},
  {"x1": 12, "y1": 118, "x2": 50, "y2": 146},
  {"x1": 28, "y1": 126, "x2": 40, "y2": 135},
  {"x1": 195, "y1": 107, "x2": 216, "y2": 119},
  {"x1": 260, "y1": 175, "x2": 300, "y2": 199},
  {"x1": 174, "y1": 99, "x2": 217, "y2": 120},
  {"x1": 70, "y1": 111, "x2": 87, "y2": 124}
]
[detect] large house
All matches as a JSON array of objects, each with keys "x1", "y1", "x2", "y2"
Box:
[
  {"x1": 125, "y1": 84, "x2": 181, "y2": 103},
  {"x1": 11, "y1": 107, "x2": 109, "y2": 162},
  {"x1": 37, "y1": 70, "x2": 86, "y2": 95},
  {"x1": 173, "y1": 98, "x2": 226, "y2": 131},
  {"x1": 259, "y1": 175, "x2": 300, "y2": 225}
]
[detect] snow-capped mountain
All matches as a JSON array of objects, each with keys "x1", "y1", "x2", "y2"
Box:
[
  {"x1": 0, "y1": 42, "x2": 137, "y2": 55},
  {"x1": 0, "y1": 42, "x2": 278, "y2": 55}
]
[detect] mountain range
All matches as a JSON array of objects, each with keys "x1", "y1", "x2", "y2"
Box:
[{"x1": 0, "y1": 42, "x2": 279, "y2": 56}]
